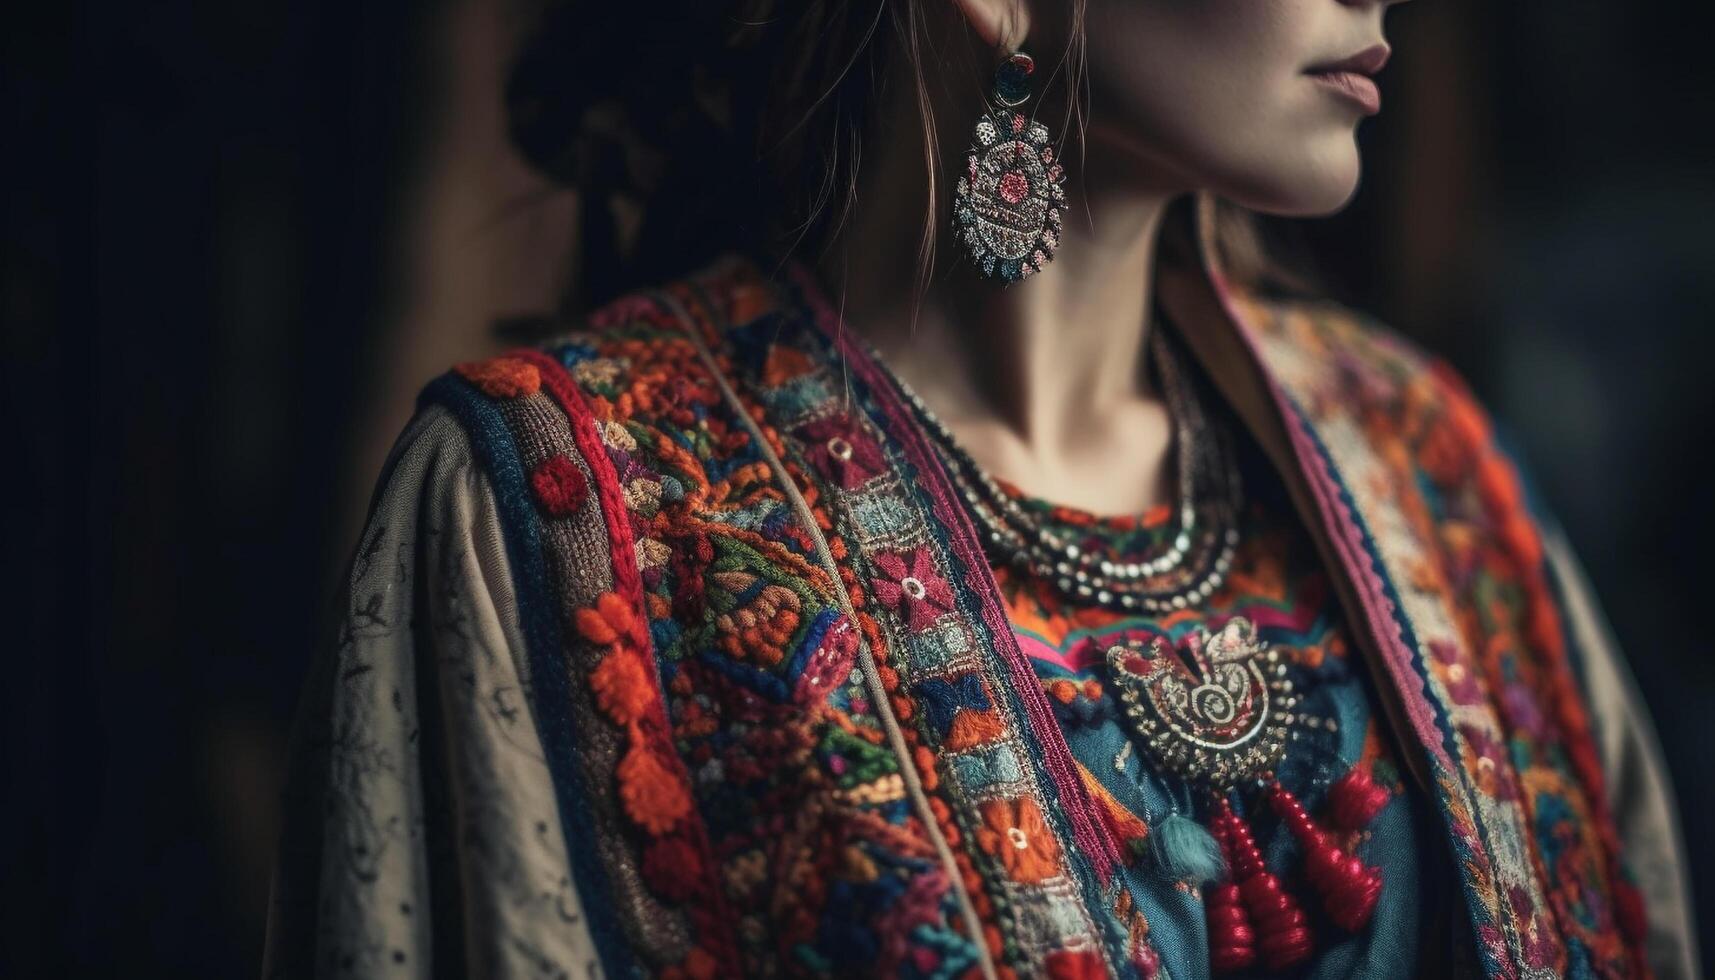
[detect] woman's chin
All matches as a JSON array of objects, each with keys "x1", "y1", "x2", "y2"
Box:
[{"x1": 1226, "y1": 148, "x2": 1363, "y2": 218}]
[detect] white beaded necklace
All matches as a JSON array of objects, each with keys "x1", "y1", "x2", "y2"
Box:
[{"x1": 887, "y1": 323, "x2": 1242, "y2": 613}]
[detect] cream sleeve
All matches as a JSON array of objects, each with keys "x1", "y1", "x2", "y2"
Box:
[
  {"x1": 1543, "y1": 528, "x2": 1700, "y2": 980},
  {"x1": 263, "y1": 405, "x2": 600, "y2": 979}
]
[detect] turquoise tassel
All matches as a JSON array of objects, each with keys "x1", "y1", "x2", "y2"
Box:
[{"x1": 1151, "y1": 812, "x2": 1226, "y2": 884}]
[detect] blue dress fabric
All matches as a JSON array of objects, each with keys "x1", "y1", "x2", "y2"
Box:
[{"x1": 992, "y1": 444, "x2": 1445, "y2": 979}]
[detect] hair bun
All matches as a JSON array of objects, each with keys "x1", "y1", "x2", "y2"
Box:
[
  {"x1": 507, "y1": 4, "x2": 771, "y2": 299},
  {"x1": 508, "y1": 6, "x2": 735, "y2": 192}
]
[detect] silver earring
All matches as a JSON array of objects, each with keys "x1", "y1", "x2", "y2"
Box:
[{"x1": 952, "y1": 51, "x2": 1068, "y2": 282}]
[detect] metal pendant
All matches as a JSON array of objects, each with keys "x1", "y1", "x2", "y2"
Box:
[{"x1": 1106, "y1": 616, "x2": 1296, "y2": 790}]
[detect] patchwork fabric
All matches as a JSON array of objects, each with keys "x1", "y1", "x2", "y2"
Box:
[{"x1": 415, "y1": 254, "x2": 1649, "y2": 979}]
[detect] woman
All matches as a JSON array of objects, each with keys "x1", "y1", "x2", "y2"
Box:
[{"x1": 265, "y1": 0, "x2": 1696, "y2": 977}]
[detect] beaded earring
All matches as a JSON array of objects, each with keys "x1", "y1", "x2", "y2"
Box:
[{"x1": 952, "y1": 50, "x2": 1068, "y2": 281}]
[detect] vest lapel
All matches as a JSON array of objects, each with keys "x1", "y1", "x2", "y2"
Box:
[{"x1": 1159, "y1": 194, "x2": 1561, "y2": 979}]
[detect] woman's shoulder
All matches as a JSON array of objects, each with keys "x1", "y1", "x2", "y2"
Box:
[
  {"x1": 414, "y1": 257, "x2": 786, "y2": 477},
  {"x1": 389, "y1": 279, "x2": 723, "y2": 547}
]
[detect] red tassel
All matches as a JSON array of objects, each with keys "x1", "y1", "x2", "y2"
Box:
[
  {"x1": 1205, "y1": 814, "x2": 1256, "y2": 975},
  {"x1": 1327, "y1": 767, "x2": 1390, "y2": 831},
  {"x1": 1217, "y1": 800, "x2": 1314, "y2": 970},
  {"x1": 1205, "y1": 881, "x2": 1257, "y2": 974},
  {"x1": 1269, "y1": 781, "x2": 1383, "y2": 932}
]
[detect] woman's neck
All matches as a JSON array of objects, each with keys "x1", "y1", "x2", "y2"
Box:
[{"x1": 815, "y1": 85, "x2": 1184, "y2": 514}]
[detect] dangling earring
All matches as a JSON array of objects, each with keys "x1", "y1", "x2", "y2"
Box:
[{"x1": 952, "y1": 50, "x2": 1068, "y2": 282}]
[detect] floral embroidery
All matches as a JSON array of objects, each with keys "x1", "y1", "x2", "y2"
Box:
[
  {"x1": 574, "y1": 591, "x2": 693, "y2": 836},
  {"x1": 1430, "y1": 638, "x2": 1485, "y2": 706},
  {"x1": 1241, "y1": 295, "x2": 1645, "y2": 973},
  {"x1": 871, "y1": 544, "x2": 956, "y2": 632},
  {"x1": 978, "y1": 797, "x2": 1062, "y2": 884},
  {"x1": 529, "y1": 453, "x2": 588, "y2": 516},
  {"x1": 796, "y1": 414, "x2": 885, "y2": 490},
  {"x1": 454, "y1": 355, "x2": 541, "y2": 398},
  {"x1": 916, "y1": 673, "x2": 1007, "y2": 751}
]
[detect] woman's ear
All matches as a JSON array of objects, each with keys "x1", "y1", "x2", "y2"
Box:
[{"x1": 947, "y1": 0, "x2": 1030, "y2": 52}]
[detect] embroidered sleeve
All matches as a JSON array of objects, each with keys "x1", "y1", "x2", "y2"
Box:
[
  {"x1": 1542, "y1": 525, "x2": 1701, "y2": 979},
  {"x1": 263, "y1": 405, "x2": 600, "y2": 979}
]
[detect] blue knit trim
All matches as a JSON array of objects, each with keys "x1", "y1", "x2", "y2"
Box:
[{"x1": 419, "y1": 374, "x2": 635, "y2": 978}]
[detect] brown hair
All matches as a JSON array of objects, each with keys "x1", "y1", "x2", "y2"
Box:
[{"x1": 506, "y1": 0, "x2": 1306, "y2": 309}]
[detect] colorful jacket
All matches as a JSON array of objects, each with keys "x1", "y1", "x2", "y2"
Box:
[{"x1": 265, "y1": 199, "x2": 1695, "y2": 979}]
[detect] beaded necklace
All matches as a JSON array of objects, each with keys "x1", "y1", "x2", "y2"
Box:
[{"x1": 892, "y1": 322, "x2": 1240, "y2": 614}]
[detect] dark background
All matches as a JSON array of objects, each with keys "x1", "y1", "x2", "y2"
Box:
[{"x1": 4, "y1": 1, "x2": 1710, "y2": 974}]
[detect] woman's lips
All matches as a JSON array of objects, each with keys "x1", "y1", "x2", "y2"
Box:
[{"x1": 1309, "y1": 69, "x2": 1382, "y2": 115}]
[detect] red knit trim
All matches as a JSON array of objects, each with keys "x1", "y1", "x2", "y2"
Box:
[{"x1": 507, "y1": 345, "x2": 741, "y2": 976}]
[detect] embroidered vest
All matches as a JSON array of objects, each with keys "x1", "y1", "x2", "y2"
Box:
[{"x1": 420, "y1": 224, "x2": 1648, "y2": 978}]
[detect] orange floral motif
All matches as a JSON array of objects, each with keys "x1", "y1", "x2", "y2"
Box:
[
  {"x1": 575, "y1": 590, "x2": 691, "y2": 840},
  {"x1": 761, "y1": 344, "x2": 814, "y2": 386},
  {"x1": 1046, "y1": 679, "x2": 1079, "y2": 704},
  {"x1": 977, "y1": 797, "x2": 1062, "y2": 884},
  {"x1": 618, "y1": 723, "x2": 693, "y2": 835},
  {"x1": 590, "y1": 648, "x2": 655, "y2": 725},
  {"x1": 454, "y1": 355, "x2": 541, "y2": 398},
  {"x1": 575, "y1": 590, "x2": 648, "y2": 649},
  {"x1": 711, "y1": 572, "x2": 802, "y2": 668},
  {"x1": 944, "y1": 709, "x2": 1006, "y2": 751}
]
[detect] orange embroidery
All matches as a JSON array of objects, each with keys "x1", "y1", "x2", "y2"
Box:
[
  {"x1": 977, "y1": 797, "x2": 1062, "y2": 884},
  {"x1": 1076, "y1": 761, "x2": 1149, "y2": 855},
  {"x1": 575, "y1": 590, "x2": 690, "y2": 840},
  {"x1": 618, "y1": 724, "x2": 692, "y2": 835},
  {"x1": 1046, "y1": 679, "x2": 1079, "y2": 704},
  {"x1": 712, "y1": 575, "x2": 802, "y2": 668},
  {"x1": 590, "y1": 649, "x2": 654, "y2": 725},
  {"x1": 454, "y1": 355, "x2": 541, "y2": 398},
  {"x1": 761, "y1": 344, "x2": 814, "y2": 386},
  {"x1": 945, "y1": 709, "x2": 1006, "y2": 751},
  {"x1": 914, "y1": 745, "x2": 940, "y2": 791},
  {"x1": 575, "y1": 591, "x2": 647, "y2": 648}
]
